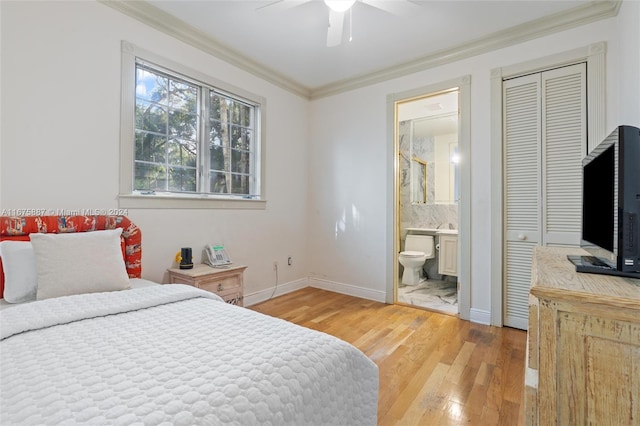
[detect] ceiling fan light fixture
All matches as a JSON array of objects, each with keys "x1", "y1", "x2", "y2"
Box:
[{"x1": 324, "y1": 0, "x2": 356, "y2": 13}]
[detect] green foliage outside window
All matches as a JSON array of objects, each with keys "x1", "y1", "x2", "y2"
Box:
[{"x1": 134, "y1": 64, "x2": 256, "y2": 197}]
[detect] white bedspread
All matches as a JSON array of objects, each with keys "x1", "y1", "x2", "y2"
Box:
[{"x1": 0, "y1": 285, "x2": 378, "y2": 425}]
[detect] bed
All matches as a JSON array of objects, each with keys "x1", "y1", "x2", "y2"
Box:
[{"x1": 0, "y1": 215, "x2": 378, "y2": 425}]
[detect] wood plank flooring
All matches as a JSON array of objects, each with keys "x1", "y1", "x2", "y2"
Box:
[{"x1": 250, "y1": 287, "x2": 526, "y2": 425}]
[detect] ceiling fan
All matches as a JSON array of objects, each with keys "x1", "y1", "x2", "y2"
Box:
[
  {"x1": 258, "y1": 0, "x2": 420, "y2": 47},
  {"x1": 325, "y1": 0, "x2": 355, "y2": 47}
]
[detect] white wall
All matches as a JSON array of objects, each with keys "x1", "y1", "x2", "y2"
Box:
[
  {"x1": 0, "y1": 1, "x2": 310, "y2": 298},
  {"x1": 309, "y1": 11, "x2": 635, "y2": 316},
  {"x1": 613, "y1": 0, "x2": 640, "y2": 128},
  {"x1": 1, "y1": 1, "x2": 637, "y2": 318},
  {"x1": 308, "y1": 89, "x2": 389, "y2": 300}
]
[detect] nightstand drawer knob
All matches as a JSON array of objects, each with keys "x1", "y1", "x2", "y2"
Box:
[{"x1": 217, "y1": 283, "x2": 223, "y2": 291}]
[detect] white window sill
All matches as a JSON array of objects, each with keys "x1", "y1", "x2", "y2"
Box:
[{"x1": 118, "y1": 193, "x2": 267, "y2": 210}]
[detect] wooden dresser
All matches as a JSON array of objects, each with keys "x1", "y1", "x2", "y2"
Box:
[
  {"x1": 525, "y1": 246, "x2": 640, "y2": 425},
  {"x1": 167, "y1": 264, "x2": 247, "y2": 306}
]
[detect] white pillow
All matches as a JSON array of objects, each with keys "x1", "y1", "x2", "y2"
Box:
[
  {"x1": 0, "y1": 241, "x2": 37, "y2": 303},
  {"x1": 31, "y1": 229, "x2": 131, "y2": 300}
]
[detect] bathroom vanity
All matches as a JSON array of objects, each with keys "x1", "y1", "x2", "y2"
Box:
[
  {"x1": 437, "y1": 231, "x2": 458, "y2": 277},
  {"x1": 406, "y1": 228, "x2": 458, "y2": 278}
]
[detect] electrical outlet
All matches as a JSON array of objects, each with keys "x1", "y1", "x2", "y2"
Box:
[{"x1": 273, "y1": 261, "x2": 278, "y2": 271}]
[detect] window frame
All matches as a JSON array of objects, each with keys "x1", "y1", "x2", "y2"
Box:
[{"x1": 119, "y1": 41, "x2": 266, "y2": 209}]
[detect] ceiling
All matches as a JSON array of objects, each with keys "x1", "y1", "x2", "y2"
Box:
[{"x1": 105, "y1": 0, "x2": 620, "y2": 98}]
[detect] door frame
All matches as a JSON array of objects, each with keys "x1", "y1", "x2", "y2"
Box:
[
  {"x1": 489, "y1": 42, "x2": 607, "y2": 326},
  {"x1": 386, "y1": 75, "x2": 471, "y2": 320}
]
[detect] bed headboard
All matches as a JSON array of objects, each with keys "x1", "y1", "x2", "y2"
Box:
[{"x1": 0, "y1": 215, "x2": 142, "y2": 298}]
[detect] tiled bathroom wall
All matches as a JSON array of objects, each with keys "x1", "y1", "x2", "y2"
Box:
[{"x1": 399, "y1": 120, "x2": 458, "y2": 233}]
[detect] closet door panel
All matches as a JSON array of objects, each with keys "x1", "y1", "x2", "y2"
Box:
[
  {"x1": 503, "y1": 74, "x2": 541, "y2": 330},
  {"x1": 542, "y1": 64, "x2": 587, "y2": 247}
]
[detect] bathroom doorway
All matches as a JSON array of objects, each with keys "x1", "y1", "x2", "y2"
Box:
[{"x1": 387, "y1": 77, "x2": 471, "y2": 320}]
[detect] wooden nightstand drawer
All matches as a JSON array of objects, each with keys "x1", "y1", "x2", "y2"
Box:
[
  {"x1": 199, "y1": 277, "x2": 242, "y2": 304},
  {"x1": 198, "y1": 275, "x2": 241, "y2": 293},
  {"x1": 167, "y1": 264, "x2": 247, "y2": 307}
]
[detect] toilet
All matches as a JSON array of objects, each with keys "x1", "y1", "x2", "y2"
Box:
[{"x1": 399, "y1": 235, "x2": 435, "y2": 285}]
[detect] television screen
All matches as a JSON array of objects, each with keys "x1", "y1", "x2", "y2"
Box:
[
  {"x1": 573, "y1": 125, "x2": 640, "y2": 279},
  {"x1": 582, "y1": 144, "x2": 615, "y2": 253}
]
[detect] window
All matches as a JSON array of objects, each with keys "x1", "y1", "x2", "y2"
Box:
[{"x1": 119, "y1": 42, "x2": 265, "y2": 209}]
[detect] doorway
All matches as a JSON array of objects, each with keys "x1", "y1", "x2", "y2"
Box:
[
  {"x1": 386, "y1": 76, "x2": 471, "y2": 320},
  {"x1": 396, "y1": 91, "x2": 459, "y2": 314}
]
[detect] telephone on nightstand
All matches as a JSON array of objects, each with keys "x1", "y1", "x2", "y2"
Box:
[{"x1": 204, "y1": 244, "x2": 233, "y2": 268}]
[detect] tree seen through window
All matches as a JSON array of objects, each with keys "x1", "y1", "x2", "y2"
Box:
[{"x1": 134, "y1": 64, "x2": 257, "y2": 197}]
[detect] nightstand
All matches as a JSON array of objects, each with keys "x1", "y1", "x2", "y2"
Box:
[{"x1": 167, "y1": 264, "x2": 247, "y2": 306}]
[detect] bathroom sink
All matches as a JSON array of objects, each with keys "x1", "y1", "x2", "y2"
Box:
[
  {"x1": 406, "y1": 227, "x2": 458, "y2": 235},
  {"x1": 405, "y1": 227, "x2": 440, "y2": 234}
]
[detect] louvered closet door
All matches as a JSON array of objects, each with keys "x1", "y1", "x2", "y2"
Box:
[
  {"x1": 504, "y1": 74, "x2": 542, "y2": 331},
  {"x1": 503, "y1": 64, "x2": 586, "y2": 330},
  {"x1": 542, "y1": 64, "x2": 586, "y2": 247}
]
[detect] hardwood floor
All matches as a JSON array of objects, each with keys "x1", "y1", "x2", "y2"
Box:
[{"x1": 250, "y1": 287, "x2": 526, "y2": 425}]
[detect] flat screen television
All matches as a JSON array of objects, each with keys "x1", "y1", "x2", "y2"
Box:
[{"x1": 568, "y1": 125, "x2": 640, "y2": 279}]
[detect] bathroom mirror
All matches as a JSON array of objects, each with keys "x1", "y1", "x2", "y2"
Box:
[
  {"x1": 411, "y1": 157, "x2": 427, "y2": 204},
  {"x1": 411, "y1": 113, "x2": 459, "y2": 205}
]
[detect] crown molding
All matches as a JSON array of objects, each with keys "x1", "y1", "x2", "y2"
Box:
[
  {"x1": 310, "y1": 0, "x2": 621, "y2": 99},
  {"x1": 100, "y1": 0, "x2": 620, "y2": 101},
  {"x1": 99, "y1": 0, "x2": 312, "y2": 99}
]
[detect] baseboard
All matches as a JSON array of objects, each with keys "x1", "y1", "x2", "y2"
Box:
[
  {"x1": 470, "y1": 308, "x2": 491, "y2": 325},
  {"x1": 243, "y1": 278, "x2": 309, "y2": 307},
  {"x1": 308, "y1": 277, "x2": 387, "y2": 303},
  {"x1": 247, "y1": 277, "x2": 488, "y2": 324}
]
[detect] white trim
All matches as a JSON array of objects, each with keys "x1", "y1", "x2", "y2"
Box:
[
  {"x1": 489, "y1": 68, "x2": 504, "y2": 327},
  {"x1": 119, "y1": 41, "x2": 136, "y2": 197},
  {"x1": 385, "y1": 90, "x2": 397, "y2": 305},
  {"x1": 102, "y1": 0, "x2": 309, "y2": 99},
  {"x1": 309, "y1": 277, "x2": 387, "y2": 303},
  {"x1": 469, "y1": 308, "x2": 491, "y2": 325},
  {"x1": 243, "y1": 278, "x2": 309, "y2": 307},
  {"x1": 458, "y1": 76, "x2": 471, "y2": 321},
  {"x1": 101, "y1": 0, "x2": 619, "y2": 100},
  {"x1": 118, "y1": 194, "x2": 267, "y2": 210},
  {"x1": 313, "y1": 1, "x2": 619, "y2": 99},
  {"x1": 123, "y1": 41, "x2": 266, "y2": 106},
  {"x1": 387, "y1": 75, "x2": 471, "y2": 321},
  {"x1": 489, "y1": 42, "x2": 607, "y2": 327}
]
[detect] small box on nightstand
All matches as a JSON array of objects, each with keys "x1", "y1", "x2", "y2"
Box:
[{"x1": 167, "y1": 264, "x2": 247, "y2": 306}]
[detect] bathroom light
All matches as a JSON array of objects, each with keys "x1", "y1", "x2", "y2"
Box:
[
  {"x1": 324, "y1": 0, "x2": 356, "y2": 12},
  {"x1": 451, "y1": 153, "x2": 460, "y2": 164}
]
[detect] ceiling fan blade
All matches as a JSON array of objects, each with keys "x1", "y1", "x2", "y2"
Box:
[
  {"x1": 255, "y1": 0, "x2": 311, "y2": 11},
  {"x1": 326, "y1": 9, "x2": 345, "y2": 47},
  {"x1": 359, "y1": 0, "x2": 422, "y2": 16}
]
